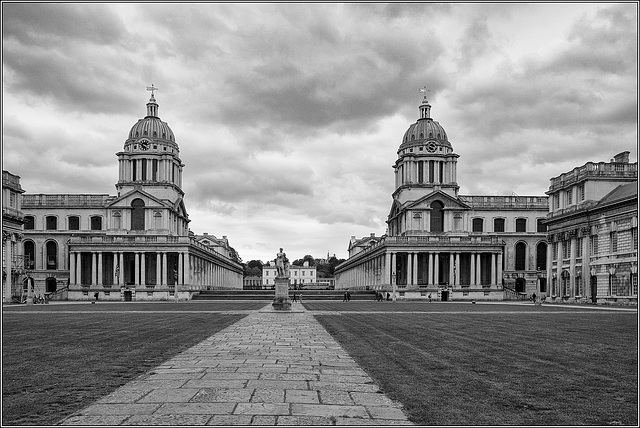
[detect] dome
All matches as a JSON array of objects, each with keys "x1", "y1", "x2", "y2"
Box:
[
  {"x1": 126, "y1": 93, "x2": 176, "y2": 143},
  {"x1": 399, "y1": 97, "x2": 451, "y2": 151}
]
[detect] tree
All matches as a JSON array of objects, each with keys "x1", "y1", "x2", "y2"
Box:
[{"x1": 243, "y1": 259, "x2": 263, "y2": 277}]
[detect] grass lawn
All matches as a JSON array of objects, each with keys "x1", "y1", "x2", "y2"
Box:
[
  {"x1": 308, "y1": 301, "x2": 638, "y2": 426},
  {"x1": 2, "y1": 302, "x2": 260, "y2": 426}
]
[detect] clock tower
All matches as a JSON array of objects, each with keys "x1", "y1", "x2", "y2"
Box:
[{"x1": 115, "y1": 88, "x2": 185, "y2": 203}]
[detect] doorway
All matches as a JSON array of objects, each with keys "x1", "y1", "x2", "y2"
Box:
[
  {"x1": 123, "y1": 290, "x2": 132, "y2": 301},
  {"x1": 441, "y1": 290, "x2": 449, "y2": 301},
  {"x1": 515, "y1": 278, "x2": 526, "y2": 293}
]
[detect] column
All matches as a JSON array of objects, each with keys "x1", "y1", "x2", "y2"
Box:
[
  {"x1": 470, "y1": 253, "x2": 476, "y2": 286},
  {"x1": 476, "y1": 253, "x2": 482, "y2": 286},
  {"x1": 449, "y1": 253, "x2": 454, "y2": 286},
  {"x1": 69, "y1": 251, "x2": 76, "y2": 285},
  {"x1": 97, "y1": 252, "x2": 103, "y2": 285},
  {"x1": 118, "y1": 252, "x2": 124, "y2": 286},
  {"x1": 178, "y1": 252, "x2": 184, "y2": 285},
  {"x1": 407, "y1": 253, "x2": 413, "y2": 286},
  {"x1": 140, "y1": 252, "x2": 146, "y2": 286},
  {"x1": 391, "y1": 252, "x2": 397, "y2": 283},
  {"x1": 454, "y1": 253, "x2": 460, "y2": 286},
  {"x1": 497, "y1": 252, "x2": 503, "y2": 287},
  {"x1": 156, "y1": 253, "x2": 161, "y2": 285},
  {"x1": 134, "y1": 252, "x2": 140, "y2": 286},
  {"x1": 434, "y1": 253, "x2": 439, "y2": 286},
  {"x1": 4, "y1": 238, "x2": 12, "y2": 302},
  {"x1": 76, "y1": 252, "x2": 82, "y2": 286},
  {"x1": 185, "y1": 254, "x2": 190, "y2": 287},
  {"x1": 491, "y1": 253, "x2": 496, "y2": 285},
  {"x1": 112, "y1": 253, "x2": 117, "y2": 286},
  {"x1": 428, "y1": 253, "x2": 434, "y2": 285},
  {"x1": 384, "y1": 252, "x2": 391, "y2": 285},
  {"x1": 413, "y1": 253, "x2": 419, "y2": 285},
  {"x1": 569, "y1": 238, "x2": 576, "y2": 297},
  {"x1": 162, "y1": 252, "x2": 167, "y2": 286},
  {"x1": 91, "y1": 252, "x2": 97, "y2": 285}
]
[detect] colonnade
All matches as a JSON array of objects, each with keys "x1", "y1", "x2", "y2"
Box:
[
  {"x1": 339, "y1": 249, "x2": 503, "y2": 289},
  {"x1": 118, "y1": 157, "x2": 182, "y2": 188},
  {"x1": 396, "y1": 158, "x2": 458, "y2": 187}
]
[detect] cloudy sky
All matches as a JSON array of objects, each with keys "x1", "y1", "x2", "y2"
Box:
[{"x1": 2, "y1": 3, "x2": 637, "y2": 264}]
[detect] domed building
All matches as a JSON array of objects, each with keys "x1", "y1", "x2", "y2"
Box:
[
  {"x1": 335, "y1": 92, "x2": 550, "y2": 301},
  {"x1": 15, "y1": 89, "x2": 243, "y2": 302}
]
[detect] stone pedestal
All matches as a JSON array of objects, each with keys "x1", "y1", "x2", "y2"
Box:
[{"x1": 272, "y1": 277, "x2": 291, "y2": 311}]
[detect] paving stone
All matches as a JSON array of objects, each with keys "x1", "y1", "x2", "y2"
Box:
[
  {"x1": 290, "y1": 403, "x2": 369, "y2": 419},
  {"x1": 351, "y1": 391, "x2": 402, "y2": 407},
  {"x1": 79, "y1": 403, "x2": 161, "y2": 416},
  {"x1": 183, "y1": 379, "x2": 247, "y2": 389},
  {"x1": 366, "y1": 405, "x2": 411, "y2": 420},
  {"x1": 206, "y1": 414, "x2": 253, "y2": 425},
  {"x1": 252, "y1": 415, "x2": 277, "y2": 424},
  {"x1": 59, "y1": 415, "x2": 129, "y2": 425},
  {"x1": 155, "y1": 402, "x2": 236, "y2": 415},
  {"x1": 318, "y1": 390, "x2": 354, "y2": 405},
  {"x1": 309, "y1": 381, "x2": 380, "y2": 393},
  {"x1": 191, "y1": 387, "x2": 254, "y2": 402},
  {"x1": 335, "y1": 416, "x2": 414, "y2": 425},
  {"x1": 122, "y1": 414, "x2": 212, "y2": 425},
  {"x1": 277, "y1": 415, "x2": 336, "y2": 425},
  {"x1": 285, "y1": 389, "x2": 319, "y2": 404},
  {"x1": 137, "y1": 388, "x2": 200, "y2": 403},
  {"x1": 234, "y1": 402, "x2": 290, "y2": 415},
  {"x1": 247, "y1": 379, "x2": 308, "y2": 389},
  {"x1": 260, "y1": 372, "x2": 317, "y2": 381},
  {"x1": 251, "y1": 388, "x2": 285, "y2": 403}
]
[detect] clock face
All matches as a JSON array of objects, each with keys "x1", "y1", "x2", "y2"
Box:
[
  {"x1": 138, "y1": 139, "x2": 150, "y2": 150},
  {"x1": 426, "y1": 142, "x2": 437, "y2": 153}
]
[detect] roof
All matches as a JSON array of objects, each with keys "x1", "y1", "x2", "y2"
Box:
[{"x1": 597, "y1": 182, "x2": 638, "y2": 207}]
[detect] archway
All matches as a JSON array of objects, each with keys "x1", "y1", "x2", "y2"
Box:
[
  {"x1": 430, "y1": 201, "x2": 444, "y2": 232},
  {"x1": 131, "y1": 198, "x2": 145, "y2": 230},
  {"x1": 46, "y1": 277, "x2": 57, "y2": 293},
  {"x1": 515, "y1": 242, "x2": 526, "y2": 271},
  {"x1": 515, "y1": 277, "x2": 526, "y2": 293}
]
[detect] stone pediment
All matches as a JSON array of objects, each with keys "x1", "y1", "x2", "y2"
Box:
[
  {"x1": 107, "y1": 188, "x2": 171, "y2": 209},
  {"x1": 405, "y1": 190, "x2": 470, "y2": 211}
]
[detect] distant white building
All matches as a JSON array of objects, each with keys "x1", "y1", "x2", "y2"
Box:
[{"x1": 262, "y1": 261, "x2": 316, "y2": 288}]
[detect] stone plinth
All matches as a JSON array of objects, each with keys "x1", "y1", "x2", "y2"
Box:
[{"x1": 272, "y1": 277, "x2": 291, "y2": 311}]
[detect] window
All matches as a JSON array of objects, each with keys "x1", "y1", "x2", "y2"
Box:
[
  {"x1": 430, "y1": 201, "x2": 444, "y2": 232},
  {"x1": 418, "y1": 161, "x2": 424, "y2": 183},
  {"x1": 516, "y1": 218, "x2": 527, "y2": 233},
  {"x1": 591, "y1": 235, "x2": 599, "y2": 255},
  {"x1": 575, "y1": 275, "x2": 583, "y2": 296},
  {"x1": 46, "y1": 241, "x2": 57, "y2": 270},
  {"x1": 567, "y1": 189, "x2": 572, "y2": 205},
  {"x1": 579, "y1": 184, "x2": 585, "y2": 201},
  {"x1": 610, "y1": 232, "x2": 618, "y2": 253},
  {"x1": 515, "y1": 242, "x2": 526, "y2": 270},
  {"x1": 575, "y1": 238, "x2": 583, "y2": 258},
  {"x1": 9, "y1": 192, "x2": 15, "y2": 207},
  {"x1": 68, "y1": 216, "x2": 80, "y2": 230},
  {"x1": 23, "y1": 241, "x2": 35, "y2": 270},
  {"x1": 90, "y1": 216, "x2": 102, "y2": 231},
  {"x1": 46, "y1": 216, "x2": 57, "y2": 230},
  {"x1": 563, "y1": 240, "x2": 571, "y2": 260},
  {"x1": 131, "y1": 199, "x2": 145, "y2": 230},
  {"x1": 633, "y1": 228, "x2": 638, "y2": 251},
  {"x1": 554, "y1": 194, "x2": 560, "y2": 209},
  {"x1": 536, "y1": 242, "x2": 547, "y2": 270},
  {"x1": 24, "y1": 216, "x2": 35, "y2": 230},
  {"x1": 113, "y1": 211, "x2": 121, "y2": 229},
  {"x1": 552, "y1": 242, "x2": 558, "y2": 260},
  {"x1": 537, "y1": 219, "x2": 547, "y2": 233},
  {"x1": 494, "y1": 218, "x2": 505, "y2": 233},
  {"x1": 472, "y1": 218, "x2": 483, "y2": 233}
]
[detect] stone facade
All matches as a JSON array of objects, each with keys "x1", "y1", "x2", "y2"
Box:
[
  {"x1": 263, "y1": 264, "x2": 316, "y2": 288},
  {"x1": 543, "y1": 151, "x2": 638, "y2": 304},
  {"x1": 17, "y1": 92, "x2": 243, "y2": 301},
  {"x1": 335, "y1": 94, "x2": 549, "y2": 301},
  {"x1": 2, "y1": 170, "x2": 26, "y2": 302}
]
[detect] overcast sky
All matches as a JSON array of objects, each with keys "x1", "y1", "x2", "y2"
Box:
[{"x1": 2, "y1": 3, "x2": 638, "y2": 264}]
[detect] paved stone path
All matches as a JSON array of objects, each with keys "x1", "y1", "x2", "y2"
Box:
[{"x1": 59, "y1": 303, "x2": 413, "y2": 425}]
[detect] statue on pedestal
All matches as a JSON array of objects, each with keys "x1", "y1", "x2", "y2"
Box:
[{"x1": 275, "y1": 248, "x2": 290, "y2": 278}]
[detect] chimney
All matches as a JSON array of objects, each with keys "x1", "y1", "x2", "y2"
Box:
[
  {"x1": 370, "y1": 233, "x2": 375, "y2": 237},
  {"x1": 203, "y1": 232, "x2": 208, "y2": 236},
  {"x1": 613, "y1": 151, "x2": 630, "y2": 163}
]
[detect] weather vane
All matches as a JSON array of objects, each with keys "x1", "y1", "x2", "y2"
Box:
[
  {"x1": 419, "y1": 86, "x2": 430, "y2": 101},
  {"x1": 146, "y1": 84, "x2": 159, "y2": 96}
]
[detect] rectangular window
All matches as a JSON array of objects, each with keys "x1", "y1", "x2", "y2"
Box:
[
  {"x1": 516, "y1": 218, "x2": 527, "y2": 233},
  {"x1": 152, "y1": 159, "x2": 158, "y2": 181},
  {"x1": 537, "y1": 219, "x2": 547, "y2": 232},
  {"x1": 575, "y1": 275, "x2": 582, "y2": 296},
  {"x1": 418, "y1": 162, "x2": 424, "y2": 183},
  {"x1": 575, "y1": 238, "x2": 583, "y2": 258},
  {"x1": 554, "y1": 194, "x2": 560, "y2": 210},
  {"x1": 429, "y1": 160, "x2": 434, "y2": 183},
  {"x1": 472, "y1": 218, "x2": 483, "y2": 233},
  {"x1": 142, "y1": 160, "x2": 148, "y2": 180},
  {"x1": 46, "y1": 216, "x2": 57, "y2": 230},
  {"x1": 494, "y1": 218, "x2": 505, "y2": 233},
  {"x1": 591, "y1": 235, "x2": 599, "y2": 255},
  {"x1": 439, "y1": 161, "x2": 444, "y2": 183},
  {"x1": 610, "y1": 232, "x2": 618, "y2": 253},
  {"x1": 68, "y1": 216, "x2": 80, "y2": 230},
  {"x1": 9, "y1": 192, "x2": 15, "y2": 207},
  {"x1": 567, "y1": 189, "x2": 572, "y2": 205},
  {"x1": 133, "y1": 161, "x2": 137, "y2": 181},
  {"x1": 552, "y1": 242, "x2": 558, "y2": 260},
  {"x1": 633, "y1": 228, "x2": 638, "y2": 251},
  {"x1": 579, "y1": 184, "x2": 585, "y2": 201},
  {"x1": 90, "y1": 216, "x2": 102, "y2": 231},
  {"x1": 563, "y1": 241, "x2": 571, "y2": 260},
  {"x1": 24, "y1": 216, "x2": 35, "y2": 230}
]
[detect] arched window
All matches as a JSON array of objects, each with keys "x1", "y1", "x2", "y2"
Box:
[
  {"x1": 430, "y1": 201, "x2": 444, "y2": 232},
  {"x1": 131, "y1": 199, "x2": 145, "y2": 230},
  {"x1": 515, "y1": 242, "x2": 526, "y2": 271},
  {"x1": 536, "y1": 242, "x2": 547, "y2": 271},
  {"x1": 23, "y1": 241, "x2": 35, "y2": 270},
  {"x1": 46, "y1": 241, "x2": 58, "y2": 270},
  {"x1": 472, "y1": 218, "x2": 484, "y2": 233},
  {"x1": 24, "y1": 216, "x2": 35, "y2": 230}
]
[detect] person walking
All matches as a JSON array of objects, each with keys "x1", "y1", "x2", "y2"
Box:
[
  {"x1": 532, "y1": 292, "x2": 537, "y2": 304},
  {"x1": 428, "y1": 293, "x2": 432, "y2": 303},
  {"x1": 343, "y1": 292, "x2": 348, "y2": 302},
  {"x1": 346, "y1": 291, "x2": 351, "y2": 302}
]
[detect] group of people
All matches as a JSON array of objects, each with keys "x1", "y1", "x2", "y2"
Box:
[
  {"x1": 343, "y1": 291, "x2": 351, "y2": 302},
  {"x1": 375, "y1": 292, "x2": 391, "y2": 301}
]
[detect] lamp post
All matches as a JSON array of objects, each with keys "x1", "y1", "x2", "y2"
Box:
[{"x1": 392, "y1": 272, "x2": 397, "y2": 302}]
